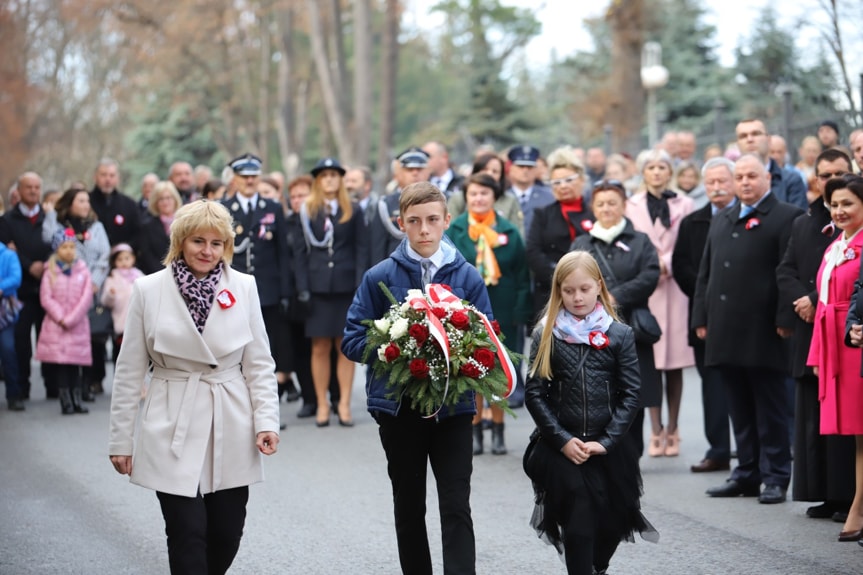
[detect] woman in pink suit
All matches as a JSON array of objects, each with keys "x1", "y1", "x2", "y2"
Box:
[
  {"x1": 626, "y1": 150, "x2": 695, "y2": 457},
  {"x1": 810, "y1": 175, "x2": 863, "y2": 543}
]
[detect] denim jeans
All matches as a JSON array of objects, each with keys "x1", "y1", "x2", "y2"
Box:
[{"x1": 0, "y1": 324, "x2": 19, "y2": 400}]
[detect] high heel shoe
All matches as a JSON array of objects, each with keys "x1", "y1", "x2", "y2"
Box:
[
  {"x1": 664, "y1": 429, "x2": 680, "y2": 457},
  {"x1": 337, "y1": 405, "x2": 354, "y2": 427},
  {"x1": 648, "y1": 428, "x2": 666, "y2": 457},
  {"x1": 315, "y1": 406, "x2": 330, "y2": 427}
]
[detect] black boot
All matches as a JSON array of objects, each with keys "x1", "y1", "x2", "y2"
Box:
[
  {"x1": 491, "y1": 422, "x2": 507, "y2": 455},
  {"x1": 81, "y1": 382, "x2": 95, "y2": 402},
  {"x1": 59, "y1": 388, "x2": 75, "y2": 415},
  {"x1": 71, "y1": 386, "x2": 89, "y2": 414},
  {"x1": 472, "y1": 423, "x2": 484, "y2": 455}
]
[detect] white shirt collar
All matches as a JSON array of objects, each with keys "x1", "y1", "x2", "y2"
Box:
[
  {"x1": 18, "y1": 203, "x2": 40, "y2": 218},
  {"x1": 405, "y1": 244, "x2": 445, "y2": 269},
  {"x1": 238, "y1": 193, "x2": 259, "y2": 213},
  {"x1": 511, "y1": 184, "x2": 533, "y2": 199}
]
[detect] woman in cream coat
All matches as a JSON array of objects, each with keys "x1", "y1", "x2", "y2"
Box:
[{"x1": 109, "y1": 200, "x2": 280, "y2": 575}]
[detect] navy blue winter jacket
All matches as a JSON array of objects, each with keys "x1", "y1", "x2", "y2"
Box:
[{"x1": 342, "y1": 238, "x2": 493, "y2": 418}]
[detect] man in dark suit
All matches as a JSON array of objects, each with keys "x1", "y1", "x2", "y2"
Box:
[
  {"x1": 223, "y1": 153, "x2": 297, "y2": 405},
  {"x1": 422, "y1": 141, "x2": 464, "y2": 200},
  {"x1": 89, "y1": 158, "x2": 141, "y2": 250},
  {"x1": 672, "y1": 157, "x2": 737, "y2": 473},
  {"x1": 368, "y1": 147, "x2": 430, "y2": 266},
  {"x1": 693, "y1": 154, "x2": 804, "y2": 504},
  {"x1": 506, "y1": 145, "x2": 555, "y2": 239},
  {"x1": 735, "y1": 118, "x2": 808, "y2": 209},
  {"x1": 776, "y1": 148, "x2": 856, "y2": 519}
]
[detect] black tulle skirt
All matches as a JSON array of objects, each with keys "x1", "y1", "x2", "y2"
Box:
[{"x1": 523, "y1": 434, "x2": 659, "y2": 556}]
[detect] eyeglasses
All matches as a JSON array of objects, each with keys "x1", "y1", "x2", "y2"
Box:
[
  {"x1": 736, "y1": 130, "x2": 765, "y2": 140},
  {"x1": 592, "y1": 179, "x2": 626, "y2": 193},
  {"x1": 817, "y1": 171, "x2": 848, "y2": 181},
  {"x1": 549, "y1": 174, "x2": 581, "y2": 187}
]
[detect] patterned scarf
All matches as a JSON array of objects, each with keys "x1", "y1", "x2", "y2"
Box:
[
  {"x1": 467, "y1": 210, "x2": 501, "y2": 286},
  {"x1": 552, "y1": 303, "x2": 613, "y2": 345},
  {"x1": 171, "y1": 259, "x2": 223, "y2": 334}
]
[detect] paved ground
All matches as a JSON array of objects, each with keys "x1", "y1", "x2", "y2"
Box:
[{"x1": 1, "y1": 362, "x2": 861, "y2": 574}]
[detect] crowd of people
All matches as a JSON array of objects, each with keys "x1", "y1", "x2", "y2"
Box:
[{"x1": 3, "y1": 117, "x2": 863, "y2": 573}]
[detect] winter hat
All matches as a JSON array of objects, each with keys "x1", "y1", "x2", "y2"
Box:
[{"x1": 52, "y1": 227, "x2": 77, "y2": 251}]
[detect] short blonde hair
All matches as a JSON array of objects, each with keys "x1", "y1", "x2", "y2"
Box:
[
  {"x1": 163, "y1": 200, "x2": 235, "y2": 265},
  {"x1": 148, "y1": 181, "x2": 183, "y2": 217},
  {"x1": 546, "y1": 146, "x2": 585, "y2": 175}
]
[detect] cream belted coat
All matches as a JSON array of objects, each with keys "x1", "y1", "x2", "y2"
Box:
[{"x1": 108, "y1": 266, "x2": 279, "y2": 497}]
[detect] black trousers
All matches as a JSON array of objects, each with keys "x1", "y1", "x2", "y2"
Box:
[
  {"x1": 378, "y1": 410, "x2": 475, "y2": 575},
  {"x1": 14, "y1": 296, "x2": 44, "y2": 396},
  {"x1": 693, "y1": 342, "x2": 731, "y2": 461},
  {"x1": 719, "y1": 366, "x2": 792, "y2": 488},
  {"x1": 156, "y1": 486, "x2": 249, "y2": 575}
]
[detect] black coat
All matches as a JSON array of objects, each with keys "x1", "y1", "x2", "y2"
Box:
[
  {"x1": 527, "y1": 200, "x2": 594, "y2": 308},
  {"x1": 525, "y1": 322, "x2": 641, "y2": 453},
  {"x1": 672, "y1": 202, "x2": 714, "y2": 347},
  {"x1": 368, "y1": 192, "x2": 403, "y2": 267},
  {"x1": 223, "y1": 196, "x2": 291, "y2": 307},
  {"x1": 776, "y1": 200, "x2": 839, "y2": 377},
  {"x1": 89, "y1": 188, "x2": 141, "y2": 249},
  {"x1": 137, "y1": 216, "x2": 170, "y2": 275},
  {"x1": 294, "y1": 202, "x2": 368, "y2": 295},
  {"x1": 570, "y1": 220, "x2": 660, "y2": 320},
  {"x1": 693, "y1": 192, "x2": 804, "y2": 370},
  {"x1": 0, "y1": 207, "x2": 51, "y2": 299}
]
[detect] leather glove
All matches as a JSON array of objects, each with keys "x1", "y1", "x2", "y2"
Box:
[
  {"x1": 297, "y1": 291, "x2": 310, "y2": 303},
  {"x1": 279, "y1": 298, "x2": 290, "y2": 316}
]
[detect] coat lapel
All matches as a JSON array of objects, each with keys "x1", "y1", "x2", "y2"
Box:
[
  {"x1": 202, "y1": 269, "x2": 253, "y2": 359},
  {"x1": 153, "y1": 270, "x2": 218, "y2": 366}
]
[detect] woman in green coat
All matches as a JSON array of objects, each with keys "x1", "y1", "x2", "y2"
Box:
[{"x1": 447, "y1": 172, "x2": 532, "y2": 456}]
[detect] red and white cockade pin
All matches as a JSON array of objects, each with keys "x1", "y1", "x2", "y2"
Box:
[
  {"x1": 745, "y1": 218, "x2": 760, "y2": 230},
  {"x1": 114, "y1": 214, "x2": 125, "y2": 226},
  {"x1": 588, "y1": 331, "x2": 609, "y2": 350},
  {"x1": 497, "y1": 233, "x2": 509, "y2": 245},
  {"x1": 615, "y1": 240, "x2": 631, "y2": 252},
  {"x1": 216, "y1": 289, "x2": 236, "y2": 309},
  {"x1": 844, "y1": 247, "x2": 857, "y2": 261},
  {"x1": 581, "y1": 219, "x2": 594, "y2": 232}
]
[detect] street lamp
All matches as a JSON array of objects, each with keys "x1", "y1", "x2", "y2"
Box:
[{"x1": 641, "y1": 42, "x2": 669, "y2": 148}]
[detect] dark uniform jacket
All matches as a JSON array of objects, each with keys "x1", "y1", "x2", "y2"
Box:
[
  {"x1": 776, "y1": 200, "x2": 838, "y2": 377},
  {"x1": 525, "y1": 322, "x2": 641, "y2": 453},
  {"x1": 294, "y1": 202, "x2": 368, "y2": 295},
  {"x1": 528, "y1": 200, "x2": 594, "y2": 311},
  {"x1": 672, "y1": 202, "x2": 716, "y2": 346},
  {"x1": 137, "y1": 216, "x2": 170, "y2": 275},
  {"x1": 224, "y1": 196, "x2": 291, "y2": 307},
  {"x1": 89, "y1": 187, "x2": 141, "y2": 249},
  {"x1": 368, "y1": 192, "x2": 403, "y2": 267},
  {"x1": 0, "y1": 207, "x2": 51, "y2": 299},
  {"x1": 693, "y1": 192, "x2": 804, "y2": 371}
]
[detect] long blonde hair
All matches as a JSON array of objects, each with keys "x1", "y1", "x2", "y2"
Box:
[
  {"x1": 530, "y1": 251, "x2": 619, "y2": 379},
  {"x1": 305, "y1": 173, "x2": 353, "y2": 223}
]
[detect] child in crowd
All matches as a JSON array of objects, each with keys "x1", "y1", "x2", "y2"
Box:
[
  {"x1": 342, "y1": 181, "x2": 492, "y2": 574},
  {"x1": 523, "y1": 250, "x2": 657, "y2": 575},
  {"x1": 0, "y1": 239, "x2": 23, "y2": 410},
  {"x1": 100, "y1": 243, "x2": 143, "y2": 362},
  {"x1": 35, "y1": 228, "x2": 93, "y2": 414}
]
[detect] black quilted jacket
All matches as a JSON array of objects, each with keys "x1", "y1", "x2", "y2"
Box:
[{"x1": 525, "y1": 321, "x2": 641, "y2": 453}]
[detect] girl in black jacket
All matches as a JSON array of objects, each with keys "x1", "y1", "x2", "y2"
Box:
[{"x1": 524, "y1": 251, "x2": 657, "y2": 575}]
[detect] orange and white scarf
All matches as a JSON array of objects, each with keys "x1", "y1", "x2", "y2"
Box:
[{"x1": 468, "y1": 211, "x2": 502, "y2": 286}]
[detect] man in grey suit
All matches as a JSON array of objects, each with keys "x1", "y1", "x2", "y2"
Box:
[{"x1": 507, "y1": 145, "x2": 555, "y2": 239}]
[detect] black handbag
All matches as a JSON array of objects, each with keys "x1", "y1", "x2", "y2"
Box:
[
  {"x1": 88, "y1": 295, "x2": 114, "y2": 339},
  {"x1": 590, "y1": 245, "x2": 662, "y2": 345}
]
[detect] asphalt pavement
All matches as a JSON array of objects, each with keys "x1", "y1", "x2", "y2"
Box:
[{"x1": 1, "y1": 362, "x2": 861, "y2": 574}]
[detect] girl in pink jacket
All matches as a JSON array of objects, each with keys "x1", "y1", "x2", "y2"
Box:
[
  {"x1": 35, "y1": 228, "x2": 93, "y2": 414},
  {"x1": 100, "y1": 244, "x2": 143, "y2": 362}
]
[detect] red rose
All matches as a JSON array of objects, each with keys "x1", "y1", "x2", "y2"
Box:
[
  {"x1": 450, "y1": 310, "x2": 471, "y2": 330},
  {"x1": 474, "y1": 348, "x2": 496, "y2": 370},
  {"x1": 409, "y1": 358, "x2": 430, "y2": 379},
  {"x1": 384, "y1": 343, "x2": 401, "y2": 362},
  {"x1": 460, "y1": 362, "x2": 481, "y2": 378},
  {"x1": 408, "y1": 323, "x2": 429, "y2": 346},
  {"x1": 431, "y1": 307, "x2": 448, "y2": 319},
  {"x1": 490, "y1": 320, "x2": 501, "y2": 335}
]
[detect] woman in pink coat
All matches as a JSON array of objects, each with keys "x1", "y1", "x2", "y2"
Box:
[
  {"x1": 809, "y1": 175, "x2": 863, "y2": 542},
  {"x1": 35, "y1": 227, "x2": 93, "y2": 414},
  {"x1": 626, "y1": 150, "x2": 695, "y2": 457}
]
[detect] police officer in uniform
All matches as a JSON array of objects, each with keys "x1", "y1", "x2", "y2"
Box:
[
  {"x1": 224, "y1": 154, "x2": 298, "y2": 404},
  {"x1": 368, "y1": 147, "x2": 431, "y2": 266}
]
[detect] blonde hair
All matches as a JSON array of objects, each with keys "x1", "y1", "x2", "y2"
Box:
[
  {"x1": 148, "y1": 180, "x2": 183, "y2": 217},
  {"x1": 305, "y1": 172, "x2": 353, "y2": 223},
  {"x1": 546, "y1": 146, "x2": 585, "y2": 175},
  {"x1": 530, "y1": 251, "x2": 619, "y2": 380},
  {"x1": 162, "y1": 200, "x2": 235, "y2": 266}
]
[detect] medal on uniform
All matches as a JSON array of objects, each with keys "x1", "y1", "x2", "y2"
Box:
[
  {"x1": 265, "y1": 231, "x2": 273, "y2": 240},
  {"x1": 236, "y1": 225, "x2": 244, "y2": 235},
  {"x1": 231, "y1": 202, "x2": 240, "y2": 212}
]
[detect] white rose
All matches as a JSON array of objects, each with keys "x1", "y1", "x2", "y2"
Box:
[
  {"x1": 400, "y1": 302, "x2": 411, "y2": 313},
  {"x1": 377, "y1": 344, "x2": 388, "y2": 362},
  {"x1": 406, "y1": 289, "x2": 425, "y2": 300},
  {"x1": 389, "y1": 317, "x2": 409, "y2": 339},
  {"x1": 374, "y1": 318, "x2": 390, "y2": 333}
]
